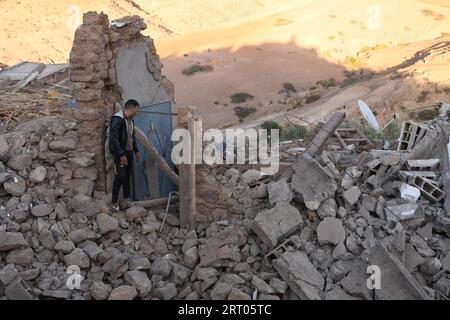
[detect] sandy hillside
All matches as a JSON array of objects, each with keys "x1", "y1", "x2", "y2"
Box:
[{"x1": 0, "y1": 0, "x2": 449, "y2": 128}]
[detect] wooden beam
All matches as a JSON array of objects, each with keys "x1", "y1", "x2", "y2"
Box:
[
  {"x1": 177, "y1": 106, "x2": 199, "y2": 229},
  {"x1": 134, "y1": 127, "x2": 179, "y2": 186},
  {"x1": 132, "y1": 196, "x2": 178, "y2": 208},
  {"x1": 306, "y1": 112, "x2": 345, "y2": 156}
]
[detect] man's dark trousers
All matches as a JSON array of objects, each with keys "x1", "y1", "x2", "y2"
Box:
[{"x1": 112, "y1": 150, "x2": 134, "y2": 204}]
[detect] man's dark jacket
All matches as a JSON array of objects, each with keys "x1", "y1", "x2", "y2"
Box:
[{"x1": 109, "y1": 110, "x2": 139, "y2": 158}]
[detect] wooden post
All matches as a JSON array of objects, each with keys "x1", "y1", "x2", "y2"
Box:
[
  {"x1": 177, "y1": 107, "x2": 200, "y2": 229},
  {"x1": 306, "y1": 112, "x2": 345, "y2": 156},
  {"x1": 135, "y1": 127, "x2": 179, "y2": 186}
]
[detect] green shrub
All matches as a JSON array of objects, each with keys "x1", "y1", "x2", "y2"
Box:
[
  {"x1": 317, "y1": 78, "x2": 337, "y2": 88},
  {"x1": 416, "y1": 90, "x2": 430, "y2": 103},
  {"x1": 281, "y1": 124, "x2": 308, "y2": 140},
  {"x1": 230, "y1": 92, "x2": 255, "y2": 104},
  {"x1": 182, "y1": 64, "x2": 214, "y2": 75},
  {"x1": 261, "y1": 121, "x2": 283, "y2": 132},
  {"x1": 305, "y1": 94, "x2": 321, "y2": 104},
  {"x1": 341, "y1": 120, "x2": 400, "y2": 141},
  {"x1": 283, "y1": 82, "x2": 297, "y2": 93},
  {"x1": 234, "y1": 106, "x2": 256, "y2": 121},
  {"x1": 417, "y1": 109, "x2": 439, "y2": 121}
]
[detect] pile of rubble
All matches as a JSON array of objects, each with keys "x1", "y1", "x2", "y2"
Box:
[{"x1": 1, "y1": 112, "x2": 450, "y2": 300}]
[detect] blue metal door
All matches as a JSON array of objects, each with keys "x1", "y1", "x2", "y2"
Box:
[{"x1": 131, "y1": 101, "x2": 176, "y2": 200}]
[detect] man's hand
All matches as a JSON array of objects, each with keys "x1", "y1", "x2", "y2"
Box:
[
  {"x1": 135, "y1": 152, "x2": 141, "y2": 161},
  {"x1": 120, "y1": 156, "x2": 128, "y2": 167}
]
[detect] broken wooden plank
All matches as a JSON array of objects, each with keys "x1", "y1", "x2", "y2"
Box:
[
  {"x1": 11, "y1": 63, "x2": 45, "y2": 93},
  {"x1": 134, "y1": 127, "x2": 179, "y2": 186}
]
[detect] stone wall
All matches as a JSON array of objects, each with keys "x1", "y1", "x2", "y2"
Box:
[{"x1": 70, "y1": 12, "x2": 174, "y2": 193}]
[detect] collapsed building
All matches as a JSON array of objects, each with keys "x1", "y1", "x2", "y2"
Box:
[{"x1": 0, "y1": 11, "x2": 450, "y2": 300}]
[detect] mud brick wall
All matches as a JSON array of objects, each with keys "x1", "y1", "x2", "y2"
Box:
[{"x1": 70, "y1": 12, "x2": 174, "y2": 192}]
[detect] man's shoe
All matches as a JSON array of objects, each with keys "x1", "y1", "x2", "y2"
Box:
[{"x1": 110, "y1": 203, "x2": 120, "y2": 212}]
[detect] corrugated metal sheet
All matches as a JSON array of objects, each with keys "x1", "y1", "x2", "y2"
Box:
[{"x1": 0, "y1": 61, "x2": 69, "y2": 81}]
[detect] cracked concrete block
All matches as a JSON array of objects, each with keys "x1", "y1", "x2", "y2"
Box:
[
  {"x1": 251, "y1": 202, "x2": 303, "y2": 249},
  {"x1": 273, "y1": 251, "x2": 324, "y2": 300}
]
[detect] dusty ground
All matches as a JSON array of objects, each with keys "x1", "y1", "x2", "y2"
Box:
[{"x1": 0, "y1": 0, "x2": 449, "y2": 128}]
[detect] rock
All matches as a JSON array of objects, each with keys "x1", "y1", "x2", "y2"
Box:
[
  {"x1": 221, "y1": 274, "x2": 246, "y2": 286},
  {"x1": 38, "y1": 230, "x2": 56, "y2": 249},
  {"x1": 342, "y1": 186, "x2": 361, "y2": 206},
  {"x1": 103, "y1": 254, "x2": 128, "y2": 274},
  {"x1": 80, "y1": 241, "x2": 103, "y2": 260},
  {"x1": 185, "y1": 291, "x2": 200, "y2": 300},
  {"x1": 153, "y1": 283, "x2": 177, "y2": 300},
  {"x1": 184, "y1": 246, "x2": 199, "y2": 269},
  {"x1": 0, "y1": 231, "x2": 29, "y2": 251},
  {"x1": 317, "y1": 217, "x2": 346, "y2": 245},
  {"x1": 69, "y1": 155, "x2": 95, "y2": 168},
  {"x1": 251, "y1": 202, "x2": 303, "y2": 249},
  {"x1": 400, "y1": 183, "x2": 421, "y2": 203},
  {"x1": 129, "y1": 256, "x2": 151, "y2": 270},
  {"x1": 49, "y1": 138, "x2": 77, "y2": 153},
  {"x1": 404, "y1": 243, "x2": 425, "y2": 272},
  {"x1": 124, "y1": 270, "x2": 152, "y2": 295},
  {"x1": 270, "y1": 278, "x2": 287, "y2": 294},
  {"x1": 252, "y1": 276, "x2": 275, "y2": 294},
  {"x1": 441, "y1": 253, "x2": 450, "y2": 272},
  {"x1": 41, "y1": 290, "x2": 73, "y2": 299},
  {"x1": 330, "y1": 261, "x2": 348, "y2": 282},
  {"x1": 29, "y1": 166, "x2": 47, "y2": 183},
  {"x1": 54, "y1": 240, "x2": 75, "y2": 254},
  {"x1": 332, "y1": 243, "x2": 347, "y2": 259},
  {"x1": 340, "y1": 262, "x2": 372, "y2": 300},
  {"x1": 64, "y1": 248, "x2": 90, "y2": 269},
  {"x1": 4, "y1": 175, "x2": 27, "y2": 196},
  {"x1": 90, "y1": 281, "x2": 112, "y2": 300},
  {"x1": 0, "y1": 135, "x2": 10, "y2": 163},
  {"x1": 7, "y1": 153, "x2": 32, "y2": 171},
  {"x1": 210, "y1": 282, "x2": 232, "y2": 300},
  {"x1": 0, "y1": 264, "x2": 18, "y2": 286},
  {"x1": 252, "y1": 183, "x2": 268, "y2": 199},
  {"x1": 150, "y1": 257, "x2": 171, "y2": 277},
  {"x1": 19, "y1": 268, "x2": 40, "y2": 281},
  {"x1": 420, "y1": 258, "x2": 441, "y2": 276},
  {"x1": 108, "y1": 286, "x2": 137, "y2": 300},
  {"x1": 317, "y1": 198, "x2": 337, "y2": 218},
  {"x1": 70, "y1": 178, "x2": 94, "y2": 197},
  {"x1": 225, "y1": 168, "x2": 240, "y2": 178},
  {"x1": 325, "y1": 286, "x2": 362, "y2": 300},
  {"x1": 267, "y1": 179, "x2": 294, "y2": 205},
  {"x1": 240, "y1": 169, "x2": 262, "y2": 185},
  {"x1": 345, "y1": 235, "x2": 360, "y2": 255},
  {"x1": 125, "y1": 206, "x2": 147, "y2": 221},
  {"x1": 68, "y1": 228, "x2": 99, "y2": 243},
  {"x1": 169, "y1": 262, "x2": 192, "y2": 286},
  {"x1": 31, "y1": 204, "x2": 54, "y2": 217},
  {"x1": 68, "y1": 194, "x2": 100, "y2": 216},
  {"x1": 198, "y1": 227, "x2": 242, "y2": 267},
  {"x1": 337, "y1": 206, "x2": 347, "y2": 219},
  {"x1": 193, "y1": 267, "x2": 219, "y2": 281},
  {"x1": 96, "y1": 213, "x2": 119, "y2": 234},
  {"x1": 291, "y1": 154, "x2": 338, "y2": 210},
  {"x1": 5, "y1": 247, "x2": 34, "y2": 266},
  {"x1": 227, "y1": 288, "x2": 251, "y2": 300},
  {"x1": 141, "y1": 222, "x2": 161, "y2": 234},
  {"x1": 273, "y1": 251, "x2": 324, "y2": 300}
]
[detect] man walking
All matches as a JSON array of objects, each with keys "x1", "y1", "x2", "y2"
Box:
[{"x1": 109, "y1": 99, "x2": 141, "y2": 211}]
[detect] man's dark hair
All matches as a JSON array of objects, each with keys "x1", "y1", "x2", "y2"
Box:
[{"x1": 124, "y1": 99, "x2": 140, "y2": 109}]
